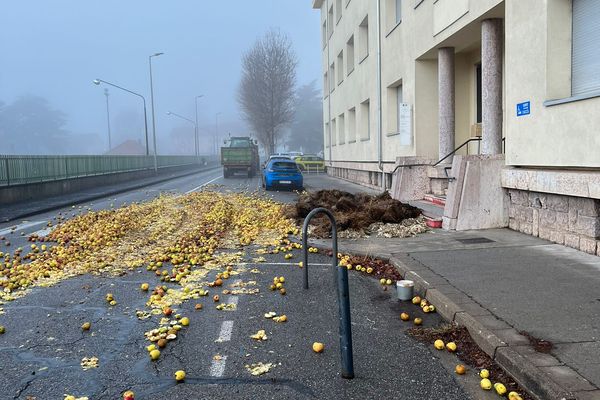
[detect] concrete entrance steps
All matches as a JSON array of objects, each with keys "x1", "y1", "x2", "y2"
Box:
[
  {"x1": 423, "y1": 193, "x2": 446, "y2": 207},
  {"x1": 409, "y1": 196, "x2": 445, "y2": 228}
]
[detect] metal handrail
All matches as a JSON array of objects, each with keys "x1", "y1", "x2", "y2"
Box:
[
  {"x1": 302, "y1": 208, "x2": 354, "y2": 379},
  {"x1": 432, "y1": 137, "x2": 482, "y2": 167}
]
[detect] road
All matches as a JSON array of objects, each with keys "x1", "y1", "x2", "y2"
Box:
[{"x1": 0, "y1": 170, "x2": 476, "y2": 400}]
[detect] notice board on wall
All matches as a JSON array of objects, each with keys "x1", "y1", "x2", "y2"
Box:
[{"x1": 399, "y1": 103, "x2": 412, "y2": 146}]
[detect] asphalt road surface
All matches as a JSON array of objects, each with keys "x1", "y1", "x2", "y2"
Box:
[{"x1": 0, "y1": 170, "x2": 478, "y2": 400}]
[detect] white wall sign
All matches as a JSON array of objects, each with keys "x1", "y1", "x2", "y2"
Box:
[{"x1": 399, "y1": 103, "x2": 412, "y2": 145}]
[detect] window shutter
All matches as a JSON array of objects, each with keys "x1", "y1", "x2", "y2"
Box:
[{"x1": 572, "y1": 0, "x2": 600, "y2": 96}]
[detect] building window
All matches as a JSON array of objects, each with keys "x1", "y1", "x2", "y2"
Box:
[
  {"x1": 337, "y1": 51, "x2": 344, "y2": 85},
  {"x1": 325, "y1": 122, "x2": 329, "y2": 148},
  {"x1": 396, "y1": 85, "x2": 403, "y2": 133},
  {"x1": 336, "y1": 0, "x2": 343, "y2": 23},
  {"x1": 328, "y1": 5, "x2": 334, "y2": 38},
  {"x1": 346, "y1": 35, "x2": 355, "y2": 74},
  {"x1": 322, "y1": 20, "x2": 327, "y2": 48},
  {"x1": 348, "y1": 107, "x2": 356, "y2": 142},
  {"x1": 338, "y1": 113, "x2": 345, "y2": 144},
  {"x1": 359, "y1": 16, "x2": 369, "y2": 61},
  {"x1": 324, "y1": 71, "x2": 329, "y2": 97},
  {"x1": 331, "y1": 118, "x2": 337, "y2": 146},
  {"x1": 396, "y1": 0, "x2": 402, "y2": 24},
  {"x1": 572, "y1": 0, "x2": 600, "y2": 96},
  {"x1": 330, "y1": 63, "x2": 335, "y2": 92},
  {"x1": 360, "y1": 99, "x2": 370, "y2": 140}
]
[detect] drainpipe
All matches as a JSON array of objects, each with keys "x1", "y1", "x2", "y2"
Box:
[
  {"x1": 376, "y1": 0, "x2": 385, "y2": 190},
  {"x1": 326, "y1": 0, "x2": 333, "y2": 170}
]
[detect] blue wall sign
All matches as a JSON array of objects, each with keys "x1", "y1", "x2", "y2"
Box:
[{"x1": 516, "y1": 101, "x2": 530, "y2": 117}]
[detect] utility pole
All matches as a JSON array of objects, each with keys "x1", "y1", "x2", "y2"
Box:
[
  {"x1": 149, "y1": 52, "x2": 163, "y2": 172},
  {"x1": 215, "y1": 112, "x2": 222, "y2": 156},
  {"x1": 104, "y1": 88, "x2": 112, "y2": 152}
]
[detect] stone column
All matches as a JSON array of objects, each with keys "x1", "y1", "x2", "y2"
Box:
[
  {"x1": 481, "y1": 18, "x2": 503, "y2": 155},
  {"x1": 438, "y1": 47, "x2": 455, "y2": 162}
]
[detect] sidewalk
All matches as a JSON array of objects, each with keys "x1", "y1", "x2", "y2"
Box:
[{"x1": 312, "y1": 228, "x2": 600, "y2": 400}]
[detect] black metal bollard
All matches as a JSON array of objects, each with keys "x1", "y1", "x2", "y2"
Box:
[{"x1": 302, "y1": 207, "x2": 354, "y2": 379}]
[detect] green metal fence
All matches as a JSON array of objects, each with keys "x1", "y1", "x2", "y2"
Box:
[{"x1": 0, "y1": 155, "x2": 211, "y2": 187}]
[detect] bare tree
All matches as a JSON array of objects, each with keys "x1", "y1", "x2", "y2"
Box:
[{"x1": 238, "y1": 29, "x2": 297, "y2": 155}]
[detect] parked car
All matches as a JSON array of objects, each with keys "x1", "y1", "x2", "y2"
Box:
[
  {"x1": 262, "y1": 159, "x2": 303, "y2": 191},
  {"x1": 294, "y1": 155, "x2": 326, "y2": 172},
  {"x1": 268, "y1": 155, "x2": 292, "y2": 160}
]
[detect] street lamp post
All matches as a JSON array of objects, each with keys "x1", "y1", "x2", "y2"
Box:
[
  {"x1": 92, "y1": 79, "x2": 149, "y2": 156},
  {"x1": 103, "y1": 88, "x2": 112, "y2": 152},
  {"x1": 149, "y1": 52, "x2": 164, "y2": 172},
  {"x1": 215, "y1": 112, "x2": 222, "y2": 156},
  {"x1": 194, "y1": 95, "x2": 204, "y2": 158},
  {"x1": 166, "y1": 111, "x2": 197, "y2": 159}
]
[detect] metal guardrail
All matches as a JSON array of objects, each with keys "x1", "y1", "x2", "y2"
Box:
[
  {"x1": 302, "y1": 164, "x2": 328, "y2": 174},
  {"x1": 0, "y1": 155, "x2": 214, "y2": 187},
  {"x1": 302, "y1": 207, "x2": 354, "y2": 379}
]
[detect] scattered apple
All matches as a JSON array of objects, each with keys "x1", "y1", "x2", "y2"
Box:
[
  {"x1": 480, "y1": 378, "x2": 492, "y2": 390},
  {"x1": 446, "y1": 342, "x2": 457, "y2": 352},
  {"x1": 312, "y1": 342, "x2": 324, "y2": 353},
  {"x1": 149, "y1": 349, "x2": 161, "y2": 360},
  {"x1": 174, "y1": 370, "x2": 186, "y2": 382},
  {"x1": 455, "y1": 364, "x2": 466, "y2": 375},
  {"x1": 494, "y1": 383, "x2": 507, "y2": 396}
]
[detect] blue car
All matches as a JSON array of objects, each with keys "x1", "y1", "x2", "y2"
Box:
[{"x1": 262, "y1": 159, "x2": 303, "y2": 191}]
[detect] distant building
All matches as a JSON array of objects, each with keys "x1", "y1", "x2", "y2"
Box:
[
  {"x1": 105, "y1": 139, "x2": 146, "y2": 156},
  {"x1": 312, "y1": 0, "x2": 600, "y2": 255}
]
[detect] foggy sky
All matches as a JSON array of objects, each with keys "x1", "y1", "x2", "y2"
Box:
[{"x1": 0, "y1": 1, "x2": 321, "y2": 155}]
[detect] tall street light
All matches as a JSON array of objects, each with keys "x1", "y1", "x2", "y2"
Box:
[
  {"x1": 194, "y1": 95, "x2": 204, "y2": 157},
  {"x1": 103, "y1": 88, "x2": 112, "y2": 152},
  {"x1": 93, "y1": 78, "x2": 149, "y2": 156},
  {"x1": 166, "y1": 111, "x2": 197, "y2": 159},
  {"x1": 149, "y1": 52, "x2": 164, "y2": 172},
  {"x1": 215, "y1": 112, "x2": 222, "y2": 156}
]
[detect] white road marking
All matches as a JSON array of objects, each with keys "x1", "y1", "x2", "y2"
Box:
[
  {"x1": 242, "y1": 262, "x2": 331, "y2": 266},
  {"x1": 185, "y1": 175, "x2": 221, "y2": 194},
  {"x1": 228, "y1": 296, "x2": 239, "y2": 308},
  {"x1": 0, "y1": 220, "x2": 45, "y2": 236},
  {"x1": 216, "y1": 320, "x2": 234, "y2": 343},
  {"x1": 209, "y1": 355, "x2": 228, "y2": 377},
  {"x1": 31, "y1": 227, "x2": 55, "y2": 237}
]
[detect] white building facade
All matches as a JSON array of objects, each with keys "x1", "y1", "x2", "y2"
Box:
[{"x1": 313, "y1": 0, "x2": 600, "y2": 255}]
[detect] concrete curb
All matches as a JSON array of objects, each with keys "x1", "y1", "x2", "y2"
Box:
[
  {"x1": 389, "y1": 255, "x2": 578, "y2": 400},
  {"x1": 3, "y1": 165, "x2": 221, "y2": 222}
]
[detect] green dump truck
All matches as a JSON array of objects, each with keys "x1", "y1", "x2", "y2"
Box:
[{"x1": 221, "y1": 137, "x2": 260, "y2": 178}]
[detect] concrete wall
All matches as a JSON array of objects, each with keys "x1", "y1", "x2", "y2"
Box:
[
  {"x1": 0, "y1": 164, "x2": 205, "y2": 205},
  {"x1": 443, "y1": 155, "x2": 508, "y2": 230},
  {"x1": 505, "y1": 0, "x2": 600, "y2": 168},
  {"x1": 507, "y1": 188, "x2": 600, "y2": 256}
]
